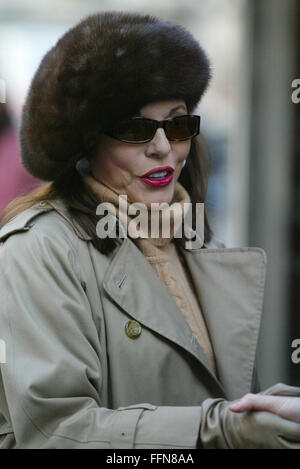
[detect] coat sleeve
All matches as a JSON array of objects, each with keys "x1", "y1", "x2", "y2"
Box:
[{"x1": 0, "y1": 226, "x2": 203, "y2": 449}]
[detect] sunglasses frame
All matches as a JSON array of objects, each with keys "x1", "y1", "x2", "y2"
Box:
[{"x1": 104, "y1": 114, "x2": 201, "y2": 144}]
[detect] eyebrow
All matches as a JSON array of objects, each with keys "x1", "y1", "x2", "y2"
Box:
[{"x1": 134, "y1": 105, "x2": 187, "y2": 118}]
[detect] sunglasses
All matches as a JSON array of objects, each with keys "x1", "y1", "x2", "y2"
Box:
[{"x1": 104, "y1": 114, "x2": 200, "y2": 144}]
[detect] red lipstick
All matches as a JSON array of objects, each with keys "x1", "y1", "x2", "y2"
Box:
[{"x1": 140, "y1": 166, "x2": 174, "y2": 187}]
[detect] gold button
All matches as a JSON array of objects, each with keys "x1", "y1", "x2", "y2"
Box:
[{"x1": 125, "y1": 320, "x2": 142, "y2": 339}]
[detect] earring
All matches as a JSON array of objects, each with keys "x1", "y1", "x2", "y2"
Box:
[
  {"x1": 76, "y1": 158, "x2": 91, "y2": 176},
  {"x1": 181, "y1": 159, "x2": 186, "y2": 169}
]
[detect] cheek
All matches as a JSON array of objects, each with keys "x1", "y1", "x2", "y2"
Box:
[
  {"x1": 183, "y1": 140, "x2": 192, "y2": 156},
  {"x1": 95, "y1": 145, "x2": 141, "y2": 183},
  {"x1": 109, "y1": 152, "x2": 140, "y2": 178},
  {"x1": 174, "y1": 140, "x2": 191, "y2": 163}
]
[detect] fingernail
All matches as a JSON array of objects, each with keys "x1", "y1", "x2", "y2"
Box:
[{"x1": 229, "y1": 400, "x2": 241, "y2": 408}]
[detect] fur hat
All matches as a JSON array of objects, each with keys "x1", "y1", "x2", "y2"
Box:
[{"x1": 20, "y1": 11, "x2": 212, "y2": 181}]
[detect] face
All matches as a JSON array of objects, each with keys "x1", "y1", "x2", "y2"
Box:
[{"x1": 90, "y1": 99, "x2": 191, "y2": 207}]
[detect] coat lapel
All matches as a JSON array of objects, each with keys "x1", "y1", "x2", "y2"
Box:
[
  {"x1": 181, "y1": 245, "x2": 267, "y2": 399},
  {"x1": 102, "y1": 237, "x2": 226, "y2": 396}
]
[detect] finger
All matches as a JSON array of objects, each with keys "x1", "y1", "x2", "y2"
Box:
[
  {"x1": 229, "y1": 395, "x2": 255, "y2": 412},
  {"x1": 229, "y1": 394, "x2": 278, "y2": 413},
  {"x1": 229, "y1": 400, "x2": 253, "y2": 412}
]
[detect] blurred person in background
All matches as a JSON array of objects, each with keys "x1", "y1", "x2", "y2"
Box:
[{"x1": 0, "y1": 102, "x2": 41, "y2": 213}]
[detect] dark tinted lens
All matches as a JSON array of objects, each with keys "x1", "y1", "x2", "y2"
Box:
[
  {"x1": 166, "y1": 115, "x2": 199, "y2": 140},
  {"x1": 113, "y1": 118, "x2": 155, "y2": 142}
]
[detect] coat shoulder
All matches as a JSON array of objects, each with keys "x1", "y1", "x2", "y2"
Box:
[
  {"x1": 0, "y1": 202, "x2": 87, "y2": 293},
  {"x1": 0, "y1": 199, "x2": 112, "y2": 281},
  {"x1": 203, "y1": 235, "x2": 226, "y2": 249},
  {"x1": 0, "y1": 200, "x2": 79, "y2": 252}
]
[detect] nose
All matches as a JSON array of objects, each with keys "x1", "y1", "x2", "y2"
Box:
[{"x1": 145, "y1": 128, "x2": 171, "y2": 157}]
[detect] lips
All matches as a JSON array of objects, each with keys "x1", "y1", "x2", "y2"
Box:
[
  {"x1": 141, "y1": 166, "x2": 174, "y2": 178},
  {"x1": 140, "y1": 166, "x2": 174, "y2": 187}
]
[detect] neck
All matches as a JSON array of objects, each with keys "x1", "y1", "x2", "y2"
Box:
[{"x1": 82, "y1": 174, "x2": 191, "y2": 248}]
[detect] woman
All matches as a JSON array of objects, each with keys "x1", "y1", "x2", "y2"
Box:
[{"x1": 0, "y1": 11, "x2": 299, "y2": 449}]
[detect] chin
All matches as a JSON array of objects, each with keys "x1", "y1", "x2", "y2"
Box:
[
  {"x1": 144, "y1": 188, "x2": 175, "y2": 208},
  {"x1": 129, "y1": 182, "x2": 176, "y2": 208}
]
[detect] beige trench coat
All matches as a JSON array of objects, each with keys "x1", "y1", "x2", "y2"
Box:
[{"x1": 0, "y1": 199, "x2": 266, "y2": 448}]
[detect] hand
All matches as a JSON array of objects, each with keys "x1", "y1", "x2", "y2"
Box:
[
  {"x1": 199, "y1": 397, "x2": 300, "y2": 449},
  {"x1": 229, "y1": 394, "x2": 300, "y2": 424}
]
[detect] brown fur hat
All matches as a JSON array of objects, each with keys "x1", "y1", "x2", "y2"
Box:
[{"x1": 20, "y1": 11, "x2": 212, "y2": 181}]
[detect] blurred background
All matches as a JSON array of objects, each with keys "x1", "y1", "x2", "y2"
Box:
[{"x1": 0, "y1": 0, "x2": 299, "y2": 388}]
